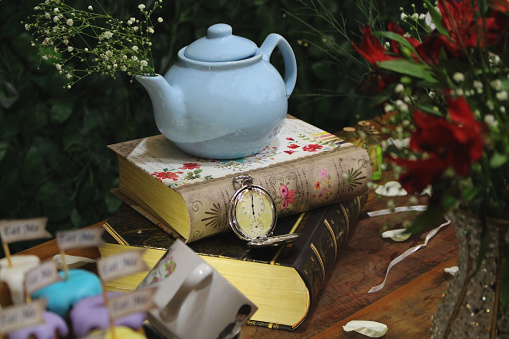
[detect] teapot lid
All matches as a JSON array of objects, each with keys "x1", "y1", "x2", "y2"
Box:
[{"x1": 184, "y1": 24, "x2": 257, "y2": 62}]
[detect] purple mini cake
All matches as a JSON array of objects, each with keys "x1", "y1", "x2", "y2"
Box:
[
  {"x1": 70, "y1": 291, "x2": 147, "y2": 338},
  {"x1": 7, "y1": 311, "x2": 68, "y2": 339}
]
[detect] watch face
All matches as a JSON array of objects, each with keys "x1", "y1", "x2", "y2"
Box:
[{"x1": 231, "y1": 186, "x2": 276, "y2": 240}]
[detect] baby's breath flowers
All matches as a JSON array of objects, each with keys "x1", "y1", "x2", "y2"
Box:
[{"x1": 23, "y1": 0, "x2": 165, "y2": 88}]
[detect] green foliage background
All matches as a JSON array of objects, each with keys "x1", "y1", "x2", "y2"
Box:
[{"x1": 0, "y1": 0, "x2": 406, "y2": 253}]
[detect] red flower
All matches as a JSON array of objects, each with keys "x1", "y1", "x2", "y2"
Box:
[
  {"x1": 416, "y1": 34, "x2": 454, "y2": 65},
  {"x1": 352, "y1": 26, "x2": 399, "y2": 66},
  {"x1": 491, "y1": 0, "x2": 509, "y2": 12},
  {"x1": 180, "y1": 163, "x2": 200, "y2": 170},
  {"x1": 287, "y1": 143, "x2": 300, "y2": 149},
  {"x1": 152, "y1": 171, "x2": 184, "y2": 181},
  {"x1": 413, "y1": 0, "x2": 507, "y2": 64},
  {"x1": 303, "y1": 144, "x2": 323, "y2": 152},
  {"x1": 392, "y1": 155, "x2": 449, "y2": 193},
  {"x1": 435, "y1": 0, "x2": 505, "y2": 55},
  {"x1": 353, "y1": 26, "x2": 403, "y2": 91},
  {"x1": 394, "y1": 96, "x2": 484, "y2": 193},
  {"x1": 387, "y1": 22, "x2": 421, "y2": 56},
  {"x1": 284, "y1": 150, "x2": 295, "y2": 155}
]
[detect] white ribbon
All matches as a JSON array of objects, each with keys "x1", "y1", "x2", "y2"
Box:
[
  {"x1": 367, "y1": 214, "x2": 451, "y2": 293},
  {"x1": 367, "y1": 205, "x2": 428, "y2": 217}
]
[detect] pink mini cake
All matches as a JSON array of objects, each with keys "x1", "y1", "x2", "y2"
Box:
[
  {"x1": 7, "y1": 311, "x2": 68, "y2": 339},
  {"x1": 70, "y1": 291, "x2": 147, "y2": 338},
  {"x1": 31, "y1": 269, "x2": 102, "y2": 318}
]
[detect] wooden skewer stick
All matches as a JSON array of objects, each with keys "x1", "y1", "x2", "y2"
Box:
[
  {"x1": 102, "y1": 285, "x2": 117, "y2": 339},
  {"x1": 58, "y1": 248, "x2": 70, "y2": 280},
  {"x1": 2, "y1": 241, "x2": 12, "y2": 268}
]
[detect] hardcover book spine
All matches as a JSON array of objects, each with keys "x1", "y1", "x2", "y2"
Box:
[{"x1": 287, "y1": 191, "x2": 368, "y2": 302}]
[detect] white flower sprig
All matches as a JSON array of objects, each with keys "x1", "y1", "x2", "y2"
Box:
[{"x1": 23, "y1": 0, "x2": 164, "y2": 88}]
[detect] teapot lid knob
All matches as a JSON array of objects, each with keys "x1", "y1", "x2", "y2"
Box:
[
  {"x1": 207, "y1": 23, "x2": 232, "y2": 38},
  {"x1": 184, "y1": 23, "x2": 257, "y2": 62}
]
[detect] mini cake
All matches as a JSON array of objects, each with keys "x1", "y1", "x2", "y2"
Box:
[
  {"x1": 0, "y1": 255, "x2": 41, "y2": 305},
  {"x1": 90, "y1": 326, "x2": 146, "y2": 339},
  {"x1": 70, "y1": 291, "x2": 146, "y2": 338},
  {"x1": 31, "y1": 269, "x2": 102, "y2": 318},
  {"x1": 7, "y1": 311, "x2": 68, "y2": 339}
]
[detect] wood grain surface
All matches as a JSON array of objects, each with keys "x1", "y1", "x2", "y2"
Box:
[
  {"x1": 18, "y1": 183, "x2": 459, "y2": 338},
  {"x1": 241, "y1": 188, "x2": 458, "y2": 338}
]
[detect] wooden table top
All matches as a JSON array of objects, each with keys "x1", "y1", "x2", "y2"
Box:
[
  {"x1": 241, "y1": 187, "x2": 458, "y2": 338},
  {"x1": 19, "y1": 182, "x2": 458, "y2": 338}
]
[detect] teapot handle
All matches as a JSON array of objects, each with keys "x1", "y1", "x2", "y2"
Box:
[{"x1": 260, "y1": 34, "x2": 297, "y2": 98}]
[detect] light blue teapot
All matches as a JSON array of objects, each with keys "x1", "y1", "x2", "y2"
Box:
[{"x1": 135, "y1": 23, "x2": 297, "y2": 159}]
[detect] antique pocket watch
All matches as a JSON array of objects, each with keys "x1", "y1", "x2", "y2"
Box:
[{"x1": 228, "y1": 175, "x2": 301, "y2": 247}]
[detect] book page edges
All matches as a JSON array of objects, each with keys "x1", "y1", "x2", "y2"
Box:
[
  {"x1": 99, "y1": 243, "x2": 310, "y2": 328},
  {"x1": 116, "y1": 155, "x2": 191, "y2": 239},
  {"x1": 109, "y1": 189, "x2": 184, "y2": 242}
]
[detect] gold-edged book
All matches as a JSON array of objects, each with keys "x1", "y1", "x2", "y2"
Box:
[
  {"x1": 100, "y1": 191, "x2": 368, "y2": 330},
  {"x1": 108, "y1": 116, "x2": 371, "y2": 243}
]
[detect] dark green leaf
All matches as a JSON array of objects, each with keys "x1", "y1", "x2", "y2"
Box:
[
  {"x1": 311, "y1": 61, "x2": 334, "y2": 81},
  {"x1": 105, "y1": 192, "x2": 122, "y2": 214},
  {"x1": 38, "y1": 46, "x2": 63, "y2": 64},
  {"x1": 70, "y1": 208, "x2": 85, "y2": 228},
  {"x1": 374, "y1": 31, "x2": 422, "y2": 62},
  {"x1": 50, "y1": 100, "x2": 74, "y2": 124},
  {"x1": 377, "y1": 59, "x2": 439, "y2": 83},
  {"x1": 22, "y1": 145, "x2": 46, "y2": 186},
  {"x1": 406, "y1": 205, "x2": 446, "y2": 234},
  {"x1": 461, "y1": 186, "x2": 481, "y2": 202},
  {"x1": 38, "y1": 181, "x2": 72, "y2": 222},
  {"x1": 12, "y1": 32, "x2": 39, "y2": 66},
  {"x1": 414, "y1": 103, "x2": 444, "y2": 116},
  {"x1": 490, "y1": 152, "x2": 508, "y2": 168},
  {"x1": 0, "y1": 82, "x2": 20, "y2": 109},
  {"x1": 0, "y1": 142, "x2": 8, "y2": 162},
  {"x1": 442, "y1": 192, "x2": 460, "y2": 211}
]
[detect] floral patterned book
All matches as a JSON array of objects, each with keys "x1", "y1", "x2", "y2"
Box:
[{"x1": 108, "y1": 115, "x2": 371, "y2": 242}]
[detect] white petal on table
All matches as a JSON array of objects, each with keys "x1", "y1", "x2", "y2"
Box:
[
  {"x1": 381, "y1": 228, "x2": 411, "y2": 242},
  {"x1": 444, "y1": 266, "x2": 459, "y2": 276},
  {"x1": 375, "y1": 181, "x2": 407, "y2": 197},
  {"x1": 343, "y1": 320, "x2": 388, "y2": 338}
]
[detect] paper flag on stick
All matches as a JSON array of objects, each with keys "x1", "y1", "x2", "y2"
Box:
[
  {"x1": 0, "y1": 299, "x2": 47, "y2": 335},
  {"x1": 97, "y1": 249, "x2": 149, "y2": 283},
  {"x1": 56, "y1": 228, "x2": 105, "y2": 251},
  {"x1": 0, "y1": 217, "x2": 50, "y2": 244},
  {"x1": 24, "y1": 260, "x2": 62, "y2": 297},
  {"x1": 107, "y1": 287, "x2": 158, "y2": 319}
]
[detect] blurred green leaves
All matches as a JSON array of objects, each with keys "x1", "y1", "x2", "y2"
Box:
[{"x1": 1, "y1": 0, "x2": 405, "y2": 254}]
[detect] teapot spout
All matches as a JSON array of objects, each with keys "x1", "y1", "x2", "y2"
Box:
[{"x1": 135, "y1": 74, "x2": 187, "y2": 139}]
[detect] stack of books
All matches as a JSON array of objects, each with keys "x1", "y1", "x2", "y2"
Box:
[{"x1": 102, "y1": 115, "x2": 372, "y2": 330}]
